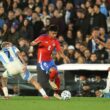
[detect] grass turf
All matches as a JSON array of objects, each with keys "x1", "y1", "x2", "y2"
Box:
[{"x1": 0, "y1": 96, "x2": 110, "y2": 110}]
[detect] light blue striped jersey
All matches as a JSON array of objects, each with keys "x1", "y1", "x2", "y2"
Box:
[{"x1": 0, "y1": 46, "x2": 19, "y2": 67}]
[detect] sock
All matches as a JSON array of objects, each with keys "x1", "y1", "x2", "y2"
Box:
[
  {"x1": 105, "y1": 71, "x2": 110, "y2": 90},
  {"x1": 54, "y1": 76, "x2": 60, "y2": 94},
  {"x1": 2, "y1": 87, "x2": 8, "y2": 97},
  {"x1": 39, "y1": 88, "x2": 47, "y2": 96}
]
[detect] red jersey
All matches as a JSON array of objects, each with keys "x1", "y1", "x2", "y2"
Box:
[{"x1": 34, "y1": 34, "x2": 61, "y2": 63}]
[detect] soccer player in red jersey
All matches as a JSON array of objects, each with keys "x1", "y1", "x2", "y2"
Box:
[{"x1": 31, "y1": 25, "x2": 69, "y2": 99}]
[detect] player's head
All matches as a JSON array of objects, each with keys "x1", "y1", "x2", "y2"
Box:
[
  {"x1": 48, "y1": 25, "x2": 58, "y2": 38},
  {"x1": 1, "y1": 42, "x2": 12, "y2": 49}
]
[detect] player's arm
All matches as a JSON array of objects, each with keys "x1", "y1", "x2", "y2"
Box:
[
  {"x1": 31, "y1": 40, "x2": 41, "y2": 46},
  {"x1": 55, "y1": 40, "x2": 70, "y2": 63},
  {"x1": 31, "y1": 36, "x2": 43, "y2": 46},
  {"x1": 57, "y1": 50, "x2": 70, "y2": 63}
]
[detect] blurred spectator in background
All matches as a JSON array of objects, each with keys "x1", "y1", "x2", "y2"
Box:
[
  {"x1": 79, "y1": 43, "x2": 87, "y2": 53},
  {"x1": 19, "y1": 19, "x2": 33, "y2": 41},
  {"x1": 74, "y1": 49, "x2": 84, "y2": 63},
  {"x1": 93, "y1": 4, "x2": 107, "y2": 32},
  {"x1": 74, "y1": 74, "x2": 92, "y2": 97},
  {"x1": 75, "y1": 8, "x2": 89, "y2": 36},
  {"x1": 65, "y1": 30, "x2": 75, "y2": 45},
  {"x1": 77, "y1": 56, "x2": 85, "y2": 64},
  {"x1": 83, "y1": 49, "x2": 91, "y2": 63},
  {"x1": 31, "y1": 12, "x2": 44, "y2": 39},
  {"x1": 67, "y1": 45, "x2": 75, "y2": 63},
  {"x1": 89, "y1": 53, "x2": 99, "y2": 63},
  {"x1": 0, "y1": 24, "x2": 8, "y2": 42},
  {"x1": 6, "y1": 10, "x2": 16, "y2": 29},
  {"x1": 48, "y1": 3, "x2": 55, "y2": 17},
  {"x1": 7, "y1": 25, "x2": 20, "y2": 46},
  {"x1": 50, "y1": 9, "x2": 66, "y2": 35},
  {"x1": 75, "y1": 30, "x2": 84, "y2": 44},
  {"x1": 100, "y1": 0, "x2": 108, "y2": 17},
  {"x1": 95, "y1": 44, "x2": 108, "y2": 63},
  {"x1": 99, "y1": 27, "x2": 108, "y2": 42},
  {"x1": 91, "y1": 74, "x2": 106, "y2": 94},
  {"x1": 87, "y1": 27, "x2": 99, "y2": 53},
  {"x1": 0, "y1": 0, "x2": 109, "y2": 65},
  {"x1": 56, "y1": 0, "x2": 64, "y2": 16},
  {"x1": 64, "y1": 2, "x2": 75, "y2": 25},
  {"x1": 0, "y1": 6, "x2": 5, "y2": 28}
]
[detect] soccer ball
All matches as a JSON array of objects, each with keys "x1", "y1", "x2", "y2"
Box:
[{"x1": 61, "y1": 90, "x2": 71, "y2": 100}]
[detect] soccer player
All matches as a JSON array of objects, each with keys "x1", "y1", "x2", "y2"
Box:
[
  {"x1": 31, "y1": 25, "x2": 69, "y2": 100},
  {"x1": 0, "y1": 42, "x2": 48, "y2": 99}
]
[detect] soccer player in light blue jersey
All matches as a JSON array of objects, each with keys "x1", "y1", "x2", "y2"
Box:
[{"x1": 0, "y1": 42, "x2": 48, "y2": 99}]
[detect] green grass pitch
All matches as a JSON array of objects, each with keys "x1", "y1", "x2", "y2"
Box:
[{"x1": 0, "y1": 96, "x2": 110, "y2": 110}]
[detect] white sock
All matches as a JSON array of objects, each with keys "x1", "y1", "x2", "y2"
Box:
[
  {"x1": 39, "y1": 88, "x2": 47, "y2": 96},
  {"x1": 105, "y1": 71, "x2": 110, "y2": 91},
  {"x1": 2, "y1": 87, "x2": 8, "y2": 97}
]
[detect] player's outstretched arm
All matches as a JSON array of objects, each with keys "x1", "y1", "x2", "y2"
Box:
[
  {"x1": 31, "y1": 38, "x2": 42, "y2": 46},
  {"x1": 57, "y1": 50, "x2": 70, "y2": 63},
  {"x1": 31, "y1": 41, "x2": 39, "y2": 46}
]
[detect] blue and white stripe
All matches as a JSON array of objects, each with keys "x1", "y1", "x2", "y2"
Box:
[{"x1": 0, "y1": 46, "x2": 19, "y2": 67}]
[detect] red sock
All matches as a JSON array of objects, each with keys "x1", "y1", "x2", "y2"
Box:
[
  {"x1": 54, "y1": 76, "x2": 60, "y2": 94},
  {"x1": 49, "y1": 69, "x2": 58, "y2": 81}
]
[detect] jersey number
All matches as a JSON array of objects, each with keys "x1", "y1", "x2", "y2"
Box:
[
  {"x1": 48, "y1": 45, "x2": 51, "y2": 51},
  {"x1": 4, "y1": 50, "x2": 10, "y2": 58}
]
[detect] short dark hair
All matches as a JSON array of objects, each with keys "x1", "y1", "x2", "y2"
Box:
[
  {"x1": 91, "y1": 27, "x2": 99, "y2": 33},
  {"x1": 48, "y1": 25, "x2": 58, "y2": 32}
]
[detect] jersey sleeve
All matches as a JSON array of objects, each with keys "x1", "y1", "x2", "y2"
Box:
[
  {"x1": 34, "y1": 36, "x2": 44, "y2": 44},
  {"x1": 13, "y1": 46, "x2": 20, "y2": 53},
  {"x1": 55, "y1": 40, "x2": 61, "y2": 52}
]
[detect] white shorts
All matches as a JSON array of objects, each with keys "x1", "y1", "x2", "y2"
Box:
[
  {"x1": 2, "y1": 60, "x2": 24, "y2": 77},
  {"x1": 2, "y1": 60, "x2": 33, "y2": 81}
]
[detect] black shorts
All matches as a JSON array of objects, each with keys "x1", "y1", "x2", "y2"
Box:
[{"x1": 37, "y1": 65, "x2": 50, "y2": 89}]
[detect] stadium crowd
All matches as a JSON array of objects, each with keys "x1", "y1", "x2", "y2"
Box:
[
  {"x1": 0, "y1": 0, "x2": 110, "y2": 65},
  {"x1": 0, "y1": 0, "x2": 110, "y2": 97}
]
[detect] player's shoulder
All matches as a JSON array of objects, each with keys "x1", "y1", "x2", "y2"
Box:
[
  {"x1": 0, "y1": 50, "x2": 5, "y2": 55},
  {"x1": 9, "y1": 45, "x2": 16, "y2": 49},
  {"x1": 39, "y1": 34, "x2": 49, "y2": 38},
  {"x1": 54, "y1": 38, "x2": 60, "y2": 42},
  {"x1": 0, "y1": 50, "x2": 2, "y2": 54}
]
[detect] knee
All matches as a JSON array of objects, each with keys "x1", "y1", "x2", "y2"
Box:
[{"x1": 49, "y1": 69, "x2": 58, "y2": 80}]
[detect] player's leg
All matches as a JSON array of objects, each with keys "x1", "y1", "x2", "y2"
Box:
[
  {"x1": 1, "y1": 71, "x2": 9, "y2": 99},
  {"x1": 49, "y1": 68, "x2": 59, "y2": 90},
  {"x1": 102, "y1": 70, "x2": 110, "y2": 93},
  {"x1": 38, "y1": 61, "x2": 61, "y2": 99},
  {"x1": 54, "y1": 75, "x2": 61, "y2": 100},
  {"x1": 29, "y1": 75, "x2": 49, "y2": 99},
  {"x1": 37, "y1": 65, "x2": 51, "y2": 95},
  {"x1": 1, "y1": 62, "x2": 20, "y2": 99},
  {"x1": 21, "y1": 69, "x2": 49, "y2": 99},
  {"x1": 38, "y1": 61, "x2": 58, "y2": 90},
  {"x1": 49, "y1": 68, "x2": 61, "y2": 100}
]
